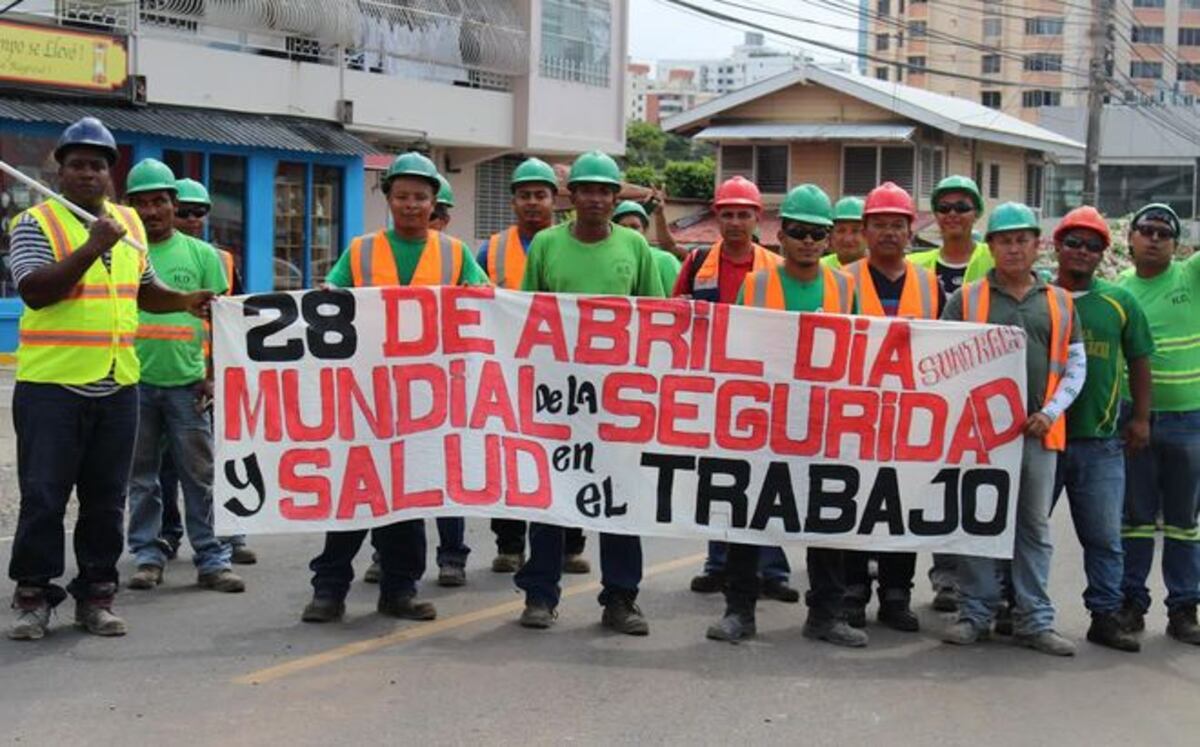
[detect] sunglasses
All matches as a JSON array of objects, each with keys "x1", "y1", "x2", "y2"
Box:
[
  {"x1": 783, "y1": 225, "x2": 829, "y2": 242},
  {"x1": 176, "y1": 206, "x2": 209, "y2": 219},
  {"x1": 1062, "y1": 235, "x2": 1106, "y2": 253},
  {"x1": 1135, "y1": 224, "x2": 1175, "y2": 241},
  {"x1": 936, "y1": 201, "x2": 975, "y2": 215}
]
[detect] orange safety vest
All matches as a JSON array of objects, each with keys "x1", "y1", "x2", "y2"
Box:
[
  {"x1": 846, "y1": 258, "x2": 939, "y2": 319},
  {"x1": 217, "y1": 248, "x2": 235, "y2": 296},
  {"x1": 347, "y1": 229, "x2": 464, "y2": 288},
  {"x1": 486, "y1": 226, "x2": 527, "y2": 290},
  {"x1": 741, "y1": 265, "x2": 855, "y2": 314},
  {"x1": 691, "y1": 240, "x2": 780, "y2": 301},
  {"x1": 961, "y1": 279, "x2": 1074, "y2": 451}
]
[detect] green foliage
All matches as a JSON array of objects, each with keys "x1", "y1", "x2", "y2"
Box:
[
  {"x1": 625, "y1": 165, "x2": 660, "y2": 188},
  {"x1": 625, "y1": 121, "x2": 668, "y2": 169},
  {"x1": 663, "y1": 158, "x2": 715, "y2": 200}
]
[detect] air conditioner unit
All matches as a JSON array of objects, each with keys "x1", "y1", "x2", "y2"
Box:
[{"x1": 337, "y1": 99, "x2": 354, "y2": 125}]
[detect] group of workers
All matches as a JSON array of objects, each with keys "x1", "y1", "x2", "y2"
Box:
[{"x1": 6, "y1": 117, "x2": 1199, "y2": 659}]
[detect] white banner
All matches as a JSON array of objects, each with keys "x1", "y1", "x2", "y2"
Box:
[{"x1": 213, "y1": 287, "x2": 1028, "y2": 558}]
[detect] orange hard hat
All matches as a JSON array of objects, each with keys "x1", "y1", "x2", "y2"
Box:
[
  {"x1": 863, "y1": 181, "x2": 916, "y2": 220},
  {"x1": 1053, "y1": 206, "x2": 1110, "y2": 246},
  {"x1": 713, "y1": 176, "x2": 763, "y2": 210}
]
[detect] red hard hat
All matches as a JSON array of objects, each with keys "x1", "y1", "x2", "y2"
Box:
[
  {"x1": 1053, "y1": 206, "x2": 1110, "y2": 246},
  {"x1": 713, "y1": 176, "x2": 763, "y2": 210},
  {"x1": 863, "y1": 181, "x2": 916, "y2": 220}
]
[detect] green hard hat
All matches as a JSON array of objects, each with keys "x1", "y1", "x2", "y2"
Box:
[
  {"x1": 436, "y1": 174, "x2": 455, "y2": 207},
  {"x1": 780, "y1": 184, "x2": 834, "y2": 227},
  {"x1": 383, "y1": 151, "x2": 441, "y2": 193},
  {"x1": 510, "y1": 157, "x2": 558, "y2": 192},
  {"x1": 931, "y1": 175, "x2": 984, "y2": 213},
  {"x1": 985, "y1": 202, "x2": 1041, "y2": 238},
  {"x1": 612, "y1": 200, "x2": 649, "y2": 225},
  {"x1": 567, "y1": 150, "x2": 622, "y2": 189},
  {"x1": 126, "y1": 158, "x2": 178, "y2": 196},
  {"x1": 174, "y1": 178, "x2": 211, "y2": 206},
  {"x1": 833, "y1": 196, "x2": 864, "y2": 222}
]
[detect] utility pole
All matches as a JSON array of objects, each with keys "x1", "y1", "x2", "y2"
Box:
[{"x1": 1082, "y1": 0, "x2": 1113, "y2": 206}]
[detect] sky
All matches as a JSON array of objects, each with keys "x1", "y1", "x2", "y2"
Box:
[{"x1": 628, "y1": 0, "x2": 860, "y2": 67}]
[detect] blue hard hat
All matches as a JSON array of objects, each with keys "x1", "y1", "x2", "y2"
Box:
[{"x1": 54, "y1": 117, "x2": 118, "y2": 165}]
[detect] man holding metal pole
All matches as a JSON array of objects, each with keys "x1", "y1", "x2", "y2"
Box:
[{"x1": 6, "y1": 117, "x2": 213, "y2": 640}]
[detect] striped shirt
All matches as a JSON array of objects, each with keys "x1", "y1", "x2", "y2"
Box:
[
  {"x1": 10, "y1": 212, "x2": 157, "y2": 397},
  {"x1": 1118, "y1": 254, "x2": 1200, "y2": 412}
]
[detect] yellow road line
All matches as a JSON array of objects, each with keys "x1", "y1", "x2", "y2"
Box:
[{"x1": 233, "y1": 551, "x2": 706, "y2": 686}]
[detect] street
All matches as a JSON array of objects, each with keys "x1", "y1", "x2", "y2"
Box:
[{"x1": 1, "y1": 514, "x2": 1198, "y2": 745}]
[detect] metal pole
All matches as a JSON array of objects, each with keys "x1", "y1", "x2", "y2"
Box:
[{"x1": 1082, "y1": 0, "x2": 1113, "y2": 206}]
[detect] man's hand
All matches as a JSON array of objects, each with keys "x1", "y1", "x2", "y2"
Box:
[
  {"x1": 194, "y1": 379, "x2": 214, "y2": 414},
  {"x1": 183, "y1": 290, "x2": 216, "y2": 319},
  {"x1": 1022, "y1": 412, "x2": 1054, "y2": 439},
  {"x1": 651, "y1": 187, "x2": 668, "y2": 213},
  {"x1": 1122, "y1": 417, "x2": 1150, "y2": 453},
  {"x1": 82, "y1": 216, "x2": 126, "y2": 258}
]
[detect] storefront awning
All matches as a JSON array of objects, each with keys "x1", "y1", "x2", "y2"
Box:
[
  {"x1": 693, "y1": 123, "x2": 916, "y2": 142},
  {"x1": 0, "y1": 98, "x2": 375, "y2": 156}
]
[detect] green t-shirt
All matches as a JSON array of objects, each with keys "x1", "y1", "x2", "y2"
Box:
[
  {"x1": 735, "y1": 266, "x2": 826, "y2": 311},
  {"x1": 521, "y1": 222, "x2": 665, "y2": 297},
  {"x1": 137, "y1": 231, "x2": 228, "y2": 387},
  {"x1": 1117, "y1": 253, "x2": 1200, "y2": 412},
  {"x1": 325, "y1": 230, "x2": 489, "y2": 288},
  {"x1": 1066, "y1": 279, "x2": 1155, "y2": 439},
  {"x1": 652, "y1": 247, "x2": 682, "y2": 294}
]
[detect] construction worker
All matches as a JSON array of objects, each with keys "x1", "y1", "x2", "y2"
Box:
[
  {"x1": 476, "y1": 157, "x2": 590, "y2": 575},
  {"x1": 673, "y1": 176, "x2": 800, "y2": 604},
  {"x1": 613, "y1": 200, "x2": 682, "y2": 291},
  {"x1": 122, "y1": 159, "x2": 244, "y2": 595},
  {"x1": 1050, "y1": 206, "x2": 1151, "y2": 653},
  {"x1": 706, "y1": 184, "x2": 866, "y2": 648},
  {"x1": 1115, "y1": 203, "x2": 1200, "y2": 645},
  {"x1": 942, "y1": 202, "x2": 1084, "y2": 657},
  {"x1": 157, "y1": 177, "x2": 255, "y2": 566},
  {"x1": 842, "y1": 181, "x2": 943, "y2": 633},
  {"x1": 429, "y1": 174, "x2": 454, "y2": 232},
  {"x1": 820, "y1": 196, "x2": 866, "y2": 270},
  {"x1": 514, "y1": 151, "x2": 664, "y2": 634},
  {"x1": 302, "y1": 151, "x2": 489, "y2": 623},
  {"x1": 7, "y1": 118, "x2": 213, "y2": 640},
  {"x1": 909, "y1": 175, "x2": 992, "y2": 612}
]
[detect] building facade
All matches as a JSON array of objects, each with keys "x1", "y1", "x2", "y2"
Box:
[
  {"x1": 659, "y1": 32, "x2": 802, "y2": 97},
  {"x1": 0, "y1": 0, "x2": 629, "y2": 351}
]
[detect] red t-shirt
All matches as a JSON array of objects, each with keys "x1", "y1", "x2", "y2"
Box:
[{"x1": 673, "y1": 249, "x2": 756, "y2": 304}]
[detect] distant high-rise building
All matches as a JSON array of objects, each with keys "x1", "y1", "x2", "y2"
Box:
[{"x1": 658, "y1": 32, "x2": 803, "y2": 97}]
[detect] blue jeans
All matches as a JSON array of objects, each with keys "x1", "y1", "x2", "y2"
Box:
[
  {"x1": 703, "y1": 541, "x2": 790, "y2": 582},
  {"x1": 436, "y1": 517, "x2": 470, "y2": 568},
  {"x1": 1122, "y1": 409, "x2": 1200, "y2": 612},
  {"x1": 957, "y1": 438, "x2": 1058, "y2": 634},
  {"x1": 515, "y1": 523, "x2": 641, "y2": 607},
  {"x1": 126, "y1": 383, "x2": 230, "y2": 574},
  {"x1": 1052, "y1": 438, "x2": 1126, "y2": 615}
]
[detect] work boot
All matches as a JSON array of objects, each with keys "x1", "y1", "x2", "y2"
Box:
[
  {"x1": 601, "y1": 593, "x2": 649, "y2": 636},
  {"x1": 1116, "y1": 600, "x2": 1146, "y2": 633},
  {"x1": 1087, "y1": 612, "x2": 1141, "y2": 652},
  {"x1": 760, "y1": 578, "x2": 801, "y2": 603},
  {"x1": 377, "y1": 592, "x2": 436, "y2": 621},
  {"x1": 127, "y1": 564, "x2": 163, "y2": 590},
  {"x1": 162, "y1": 538, "x2": 180, "y2": 562},
  {"x1": 844, "y1": 600, "x2": 867, "y2": 629},
  {"x1": 363, "y1": 561, "x2": 381, "y2": 584},
  {"x1": 1015, "y1": 629, "x2": 1077, "y2": 656},
  {"x1": 942, "y1": 619, "x2": 990, "y2": 646},
  {"x1": 690, "y1": 572, "x2": 726, "y2": 594},
  {"x1": 1167, "y1": 606, "x2": 1200, "y2": 645},
  {"x1": 993, "y1": 603, "x2": 1014, "y2": 636},
  {"x1": 878, "y1": 600, "x2": 920, "y2": 632},
  {"x1": 301, "y1": 595, "x2": 345, "y2": 623},
  {"x1": 8, "y1": 587, "x2": 52, "y2": 641},
  {"x1": 491, "y1": 553, "x2": 524, "y2": 573},
  {"x1": 931, "y1": 587, "x2": 959, "y2": 613},
  {"x1": 519, "y1": 601, "x2": 557, "y2": 629},
  {"x1": 198, "y1": 569, "x2": 246, "y2": 593},
  {"x1": 437, "y1": 565, "x2": 466, "y2": 587},
  {"x1": 803, "y1": 615, "x2": 869, "y2": 648},
  {"x1": 706, "y1": 610, "x2": 756, "y2": 643},
  {"x1": 563, "y1": 554, "x2": 591, "y2": 574},
  {"x1": 74, "y1": 585, "x2": 127, "y2": 637},
  {"x1": 230, "y1": 545, "x2": 258, "y2": 565}
]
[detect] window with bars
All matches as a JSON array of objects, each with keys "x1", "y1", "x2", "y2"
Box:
[
  {"x1": 982, "y1": 55, "x2": 1001, "y2": 74},
  {"x1": 1025, "y1": 17, "x2": 1064, "y2": 36},
  {"x1": 1025, "y1": 163, "x2": 1044, "y2": 209},
  {"x1": 907, "y1": 56, "x2": 927, "y2": 71},
  {"x1": 876, "y1": 66, "x2": 890, "y2": 81},
  {"x1": 878, "y1": 0, "x2": 890, "y2": 15},
  {"x1": 540, "y1": 0, "x2": 612, "y2": 87},
  {"x1": 1131, "y1": 26, "x2": 1165, "y2": 44},
  {"x1": 1130, "y1": 61, "x2": 1164, "y2": 79},
  {"x1": 981, "y1": 91, "x2": 1002, "y2": 108},
  {"x1": 842, "y1": 146, "x2": 915, "y2": 196},
  {"x1": 1180, "y1": 28, "x2": 1200, "y2": 46},
  {"x1": 975, "y1": 161, "x2": 985, "y2": 189},
  {"x1": 1024, "y1": 54, "x2": 1063, "y2": 72},
  {"x1": 475, "y1": 155, "x2": 525, "y2": 238},
  {"x1": 919, "y1": 145, "x2": 945, "y2": 196},
  {"x1": 989, "y1": 163, "x2": 1001, "y2": 199},
  {"x1": 1180, "y1": 63, "x2": 1200, "y2": 82},
  {"x1": 1022, "y1": 90, "x2": 1062, "y2": 107},
  {"x1": 909, "y1": 20, "x2": 927, "y2": 37},
  {"x1": 876, "y1": 33, "x2": 890, "y2": 51},
  {"x1": 719, "y1": 144, "x2": 788, "y2": 193}
]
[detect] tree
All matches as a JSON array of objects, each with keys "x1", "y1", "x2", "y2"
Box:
[
  {"x1": 625, "y1": 165, "x2": 660, "y2": 188},
  {"x1": 663, "y1": 158, "x2": 715, "y2": 200},
  {"x1": 625, "y1": 121, "x2": 667, "y2": 169}
]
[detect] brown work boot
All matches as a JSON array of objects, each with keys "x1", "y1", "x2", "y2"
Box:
[
  {"x1": 563, "y1": 554, "x2": 591, "y2": 574},
  {"x1": 9, "y1": 587, "x2": 53, "y2": 641},
  {"x1": 377, "y1": 593, "x2": 436, "y2": 621},
  {"x1": 75, "y1": 584, "x2": 127, "y2": 637},
  {"x1": 1167, "y1": 605, "x2": 1200, "y2": 645},
  {"x1": 127, "y1": 564, "x2": 163, "y2": 590},
  {"x1": 197, "y1": 569, "x2": 246, "y2": 593}
]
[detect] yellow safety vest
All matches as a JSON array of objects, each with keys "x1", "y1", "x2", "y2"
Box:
[
  {"x1": 347, "y1": 229, "x2": 464, "y2": 288},
  {"x1": 16, "y1": 200, "x2": 145, "y2": 386}
]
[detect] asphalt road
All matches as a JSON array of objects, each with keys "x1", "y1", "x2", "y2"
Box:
[{"x1": 1, "y1": 515, "x2": 1198, "y2": 746}]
